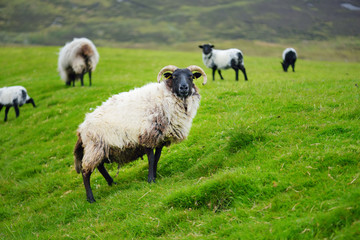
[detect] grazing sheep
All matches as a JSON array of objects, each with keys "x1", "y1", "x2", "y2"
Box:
[
  {"x1": 0, "y1": 86, "x2": 36, "y2": 122},
  {"x1": 58, "y1": 38, "x2": 99, "y2": 86},
  {"x1": 74, "y1": 65, "x2": 207, "y2": 203},
  {"x1": 281, "y1": 48, "x2": 297, "y2": 72},
  {"x1": 199, "y1": 43, "x2": 248, "y2": 81}
]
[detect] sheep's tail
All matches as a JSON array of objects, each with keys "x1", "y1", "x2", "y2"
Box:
[{"x1": 74, "y1": 132, "x2": 84, "y2": 174}]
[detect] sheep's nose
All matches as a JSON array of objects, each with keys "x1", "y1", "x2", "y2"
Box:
[{"x1": 180, "y1": 84, "x2": 189, "y2": 92}]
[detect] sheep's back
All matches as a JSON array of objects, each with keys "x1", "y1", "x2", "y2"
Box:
[
  {"x1": 282, "y1": 48, "x2": 297, "y2": 60},
  {"x1": 58, "y1": 38, "x2": 99, "y2": 78},
  {"x1": 78, "y1": 83, "x2": 165, "y2": 148},
  {"x1": 0, "y1": 86, "x2": 28, "y2": 106},
  {"x1": 78, "y1": 82, "x2": 201, "y2": 150},
  {"x1": 213, "y1": 49, "x2": 242, "y2": 69}
]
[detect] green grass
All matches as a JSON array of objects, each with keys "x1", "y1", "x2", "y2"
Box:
[{"x1": 0, "y1": 46, "x2": 359, "y2": 239}]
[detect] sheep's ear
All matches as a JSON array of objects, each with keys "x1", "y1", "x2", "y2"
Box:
[
  {"x1": 198, "y1": 45, "x2": 203, "y2": 49},
  {"x1": 193, "y1": 72, "x2": 202, "y2": 79},
  {"x1": 211, "y1": 45, "x2": 214, "y2": 48},
  {"x1": 164, "y1": 72, "x2": 173, "y2": 79}
]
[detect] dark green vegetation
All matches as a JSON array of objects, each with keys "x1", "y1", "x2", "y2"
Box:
[
  {"x1": 1, "y1": 0, "x2": 360, "y2": 46},
  {"x1": 0, "y1": 46, "x2": 359, "y2": 239}
]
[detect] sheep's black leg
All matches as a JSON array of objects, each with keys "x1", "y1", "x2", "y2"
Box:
[
  {"x1": 80, "y1": 73, "x2": 84, "y2": 86},
  {"x1": 233, "y1": 68, "x2": 239, "y2": 81},
  {"x1": 72, "y1": 74, "x2": 76, "y2": 87},
  {"x1": 292, "y1": 64, "x2": 295, "y2": 72},
  {"x1": 240, "y1": 66, "x2": 248, "y2": 81},
  {"x1": 153, "y1": 146, "x2": 163, "y2": 179},
  {"x1": 69, "y1": 75, "x2": 75, "y2": 87},
  {"x1": 88, "y1": 70, "x2": 92, "y2": 86},
  {"x1": 66, "y1": 74, "x2": 71, "y2": 86},
  {"x1": 68, "y1": 72, "x2": 76, "y2": 87},
  {"x1": 0, "y1": 104, "x2": 3, "y2": 112},
  {"x1": 4, "y1": 106, "x2": 10, "y2": 121},
  {"x1": 82, "y1": 170, "x2": 95, "y2": 203},
  {"x1": 231, "y1": 59, "x2": 239, "y2": 81},
  {"x1": 14, "y1": 104, "x2": 20, "y2": 118},
  {"x1": 212, "y1": 67, "x2": 217, "y2": 81},
  {"x1": 26, "y1": 98, "x2": 36, "y2": 108},
  {"x1": 97, "y1": 162, "x2": 115, "y2": 186},
  {"x1": 146, "y1": 148, "x2": 156, "y2": 183},
  {"x1": 218, "y1": 70, "x2": 224, "y2": 80}
]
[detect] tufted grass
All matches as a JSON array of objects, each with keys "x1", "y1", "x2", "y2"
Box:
[{"x1": 0, "y1": 46, "x2": 359, "y2": 239}]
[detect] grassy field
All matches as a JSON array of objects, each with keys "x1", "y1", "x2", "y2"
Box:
[{"x1": 0, "y1": 46, "x2": 359, "y2": 239}]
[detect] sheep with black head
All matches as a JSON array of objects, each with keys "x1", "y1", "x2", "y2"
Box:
[
  {"x1": 199, "y1": 43, "x2": 248, "y2": 81},
  {"x1": 0, "y1": 86, "x2": 36, "y2": 122},
  {"x1": 74, "y1": 65, "x2": 207, "y2": 203}
]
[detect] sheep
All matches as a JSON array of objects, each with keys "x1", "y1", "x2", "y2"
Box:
[
  {"x1": 199, "y1": 43, "x2": 248, "y2": 81},
  {"x1": 281, "y1": 48, "x2": 297, "y2": 72},
  {"x1": 74, "y1": 65, "x2": 207, "y2": 203},
  {"x1": 0, "y1": 86, "x2": 36, "y2": 122},
  {"x1": 58, "y1": 38, "x2": 99, "y2": 87}
]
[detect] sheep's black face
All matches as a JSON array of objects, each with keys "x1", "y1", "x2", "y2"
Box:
[
  {"x1": 199, "y1": 44, "x2": 214, "y2": 55},
  {"x1": 281, "y1": 62, "x2": 289, "y2": 72},
  {"x1": 164, "y1": 69, "x2": 201, "y2": 99}
]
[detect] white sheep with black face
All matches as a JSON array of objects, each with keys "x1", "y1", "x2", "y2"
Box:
[
  {"x1": 199, "y1": 43, "x2": 248, "y2": 81},
  {"x1": 0, "y1": 86, "x2": 36, "y2": 122},
  {"x1": 58, "y1": 38, "x2": 99, "y2": 86},
  {"x1": 74, "y1": 65, "x2": 207, "y2": 203}
]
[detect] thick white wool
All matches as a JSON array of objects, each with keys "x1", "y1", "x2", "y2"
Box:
[
  {"x1": 77, "y1": 81, "x2": 200, "y2": 170},
  {"x1": 282, "y1": 48, "x2": 297, "y2": 60},
  {"x1": 57, "y1": 38, "x2": 99, "y2": 82},
  {"x1": 202, "y1": 48, "x2": 244, "y2": 70},
  {"x1": 0, "y1": 86, "x2": 30, "y2": 106}
]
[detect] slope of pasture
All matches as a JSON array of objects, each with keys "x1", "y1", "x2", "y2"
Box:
[
  {"x1": 0, "y1": 47, "x2": 359, "y2": 239},
  {"x1": 1, "y1": 0, "x2": 360, "y2": 45}
]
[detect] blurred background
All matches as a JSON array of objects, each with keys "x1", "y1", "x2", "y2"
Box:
[{"x1": 1, "y1": 0, "x2": 360, "y2": 60}]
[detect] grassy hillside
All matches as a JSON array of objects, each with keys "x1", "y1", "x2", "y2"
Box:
[
  {"x1": 0, "y1": 46, "x2": 360, "y2": 239},
  {"x1": 1, "y1": 0, "x2": 360, "y2": 46}
]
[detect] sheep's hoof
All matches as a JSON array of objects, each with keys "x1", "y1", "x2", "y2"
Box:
[
  {"x1": 109, "y1": 181, "x2": 117, "y2": 186},
  {"x1": 87, "y1": 197, "x2": 96, "y2": 203},
  {"x1": 147, "y1": 178, "x2": 156, "y2": 183}
]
